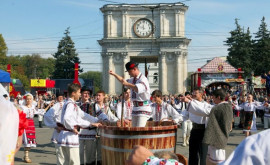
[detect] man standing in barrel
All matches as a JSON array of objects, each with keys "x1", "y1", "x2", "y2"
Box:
[{"x1": 109, "y1": 61, "x2": 151, "y2": 127}]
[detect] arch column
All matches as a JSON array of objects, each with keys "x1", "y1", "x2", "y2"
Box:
[
  {"x1": 160, "y1": 10, "x2": 165, "y2": 37},
  {"x1": 159, "y1": 51, "x2": 167, "y2": 94},
  {"x1": 175, "y1": 51, "x2": 182, "y2": 94},
  {"x1": 175, "y1": 10, "x2": 180, "y2": 37},
  {"x1": 182, "y1": 52, "x2": 188, "y2": 92},
  {"x1": 122, "y1": 52, "x2": 129, "y2": 79},
  {"x1": 122, "y1": 10, "x2": 128, "y2": 37},
  {"x1": 101, "y1": 53, "x2": 107, "y2": 92},
  {"x1": 102, "y1": 52, "x2": 115, "y2": 94},
  {"x1": 107, "y1": 52, "x2": 114, "y2": 94},
  {"x1": 107, "y1": 11, "x2": 112, "y2": 37}
]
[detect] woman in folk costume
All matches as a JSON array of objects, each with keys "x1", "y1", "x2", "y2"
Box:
[
  {"x1": 36, "y1": 94, "x2": 46, "y2": 128},
  {"x1": 20, "y1": 93, "x2": 42, "y2": 163},
  {"x1": 234, "y1": 94, "x2": 266, "y2": 137}
]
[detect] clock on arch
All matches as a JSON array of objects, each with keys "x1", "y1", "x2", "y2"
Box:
[{"x1": 133, "y1": 18, "x2": 154, "y2": 38}]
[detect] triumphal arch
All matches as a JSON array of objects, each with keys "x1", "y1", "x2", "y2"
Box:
[{"x1": 99, "y1": 2, "x2": 191, "y2": 95}]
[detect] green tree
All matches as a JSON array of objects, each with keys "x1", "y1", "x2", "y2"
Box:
[
  {"x1": 0, "y1": 63, "x2": 30, "y2": 90},
  {"x1": 52, "y1": 27, "x2": 82, "y2": 79},
  {"x1": 3, "y1": 54, "x2": 55, "y2": 90},
  {"x1": 79, "y1": 71, "x2": 101, "y2": 92},
  {"x1": 19, "y1": 54, "x2": 55, "y2": 79},
  {"x1": 0, "y1": 34, "x2": 7, "y2": 63},
  {"x1": 225, "y1": 19, "x2": 253, "y2": 77},
  {"x1": 252, "y1": 16, "x2": 270, "y2": 75}
]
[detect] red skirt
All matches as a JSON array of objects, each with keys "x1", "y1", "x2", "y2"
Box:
[{"x1": 23, "y1": 118, "x2": 37, "y2": 147}]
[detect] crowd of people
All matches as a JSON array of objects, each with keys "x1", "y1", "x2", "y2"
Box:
[{"x1": 1, "y1": 61, "x2": 270, "y2": 165}]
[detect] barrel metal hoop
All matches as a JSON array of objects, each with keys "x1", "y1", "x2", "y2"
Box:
[
  {"x1": 101, "y1": 145, "x2": 174, "y2": 153},
  {"x1": 100, "y1": 132, "x2": 175, "y2": 139}
]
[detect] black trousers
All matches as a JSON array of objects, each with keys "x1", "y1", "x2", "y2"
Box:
[{"x1": 188, "y1": 128, "x2": 207, "y2": 165}]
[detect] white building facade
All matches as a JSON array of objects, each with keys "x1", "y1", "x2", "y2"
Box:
[{"x1": 99, "y1": 3, "x2": 191, "y2": 95}]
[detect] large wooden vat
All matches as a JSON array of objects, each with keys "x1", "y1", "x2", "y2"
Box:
[{"x1": 100, "y1": 121, "x2": 178, "y2": 165}]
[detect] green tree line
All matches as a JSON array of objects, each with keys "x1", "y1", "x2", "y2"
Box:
[
  {"x1": 226, "y1": 17, "x2": 270, "y2": 77},
  {"x1": 0, "y1": 28, "x2": 101, "y2": 91}
]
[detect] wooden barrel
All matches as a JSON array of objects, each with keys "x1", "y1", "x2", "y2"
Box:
[{"x1": 100, "y1": 121, "x2": 178, "y2": 165}]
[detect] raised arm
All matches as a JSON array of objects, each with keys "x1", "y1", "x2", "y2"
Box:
[
  {"x1": 109, "y1": 70, "x2": 138, "y2": 92},
  {"x1": 254, "y1": 101, "x2": 266, "y2": 110}
]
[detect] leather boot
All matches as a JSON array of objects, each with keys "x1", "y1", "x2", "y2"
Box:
[
  {"x1": 39, "y1": 121, "x2": 43, "y2": 128},
  {"x1": 24, "y1": 148, "x2": 32, "y2": 163},
  {"x1": 97, "y1": 160, "x2": 102, "y2": 165}
]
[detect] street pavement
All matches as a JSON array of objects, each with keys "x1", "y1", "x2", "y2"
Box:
[{"x1": 14, "y1": 117, "x2": 265, "y2": 165}]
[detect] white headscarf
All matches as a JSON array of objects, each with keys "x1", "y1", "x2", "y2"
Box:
[{"x1": 22, "y1": 93, "x2": 34, "y2": 106}]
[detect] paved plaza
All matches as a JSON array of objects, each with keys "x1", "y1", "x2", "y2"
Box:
[{"x1": 14, "y1": 117, "x2": 264, "y2": 165}]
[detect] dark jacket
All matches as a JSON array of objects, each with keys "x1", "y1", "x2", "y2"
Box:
[
  {"x1": 261, "y1": 74, "x2": 270, "y2": 88},
  {"x1": 203, "y1": 103, "x2": 233, "y2": 149}
]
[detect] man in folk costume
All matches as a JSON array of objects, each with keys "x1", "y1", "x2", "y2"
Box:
[
  {"x1": 171, "y1": 94, "x2": 185, "y2": 113},
  {"x1": 109, "y1": 61, "x2": 151, "y2": 127},
  {"x1": 78, "y1": 86, "x2": 109, "y2": 165},
  {"x1": 150, "y1": 90, "x2": 183, "y2": 124},
  {"x1": 0, "y1": 96, "x2": 19, "y2": 165},
  {"x1": 181, "y1": 87, "x2": 213, "y2": 165},
  {"x1": 78, "y1": 85, "x2": 94, "y2": 165},
  {"x1": 116, "y1": 88, "x2": 133, "y2": 121},
  {"x1": 184, "y1": 89, "x2": 233, "y2": 165},
  {"x1": 57, "y1": 83, "x2": 101, "y2": 165},
  {"x1": 44, "y1": 92, "x2": 65, "y2": 165},
  {"x1": 36, "y1": 94, "x2": 46, "y2": 128},
  {"x1": 84, "y1": 90, "x2": 118, "y2": 165},
  {"x1": 172, "y1": 92, "x2": 193, "y2": 147}
]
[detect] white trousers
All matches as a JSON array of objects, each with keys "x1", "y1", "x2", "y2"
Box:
[
  {"x1": 207, "y1": 145, "x2": 226, "y2": 164},
  {"x1": 132, "y1": 116, "x2": 150, "y2": 127},
  {"x1": 55, "y1": 143, "x2": 64, "y2": 165},
  {"x1": 38, "y1": 114, "x2": 43, "y2": 121},
  {"x1": 60, "y1": 146, "x2": 80, "y2": 165},
  {"x1": 182, "y1": 120, "x2": 192, "y2": 136},
  {"x1": 79, "y1": 138, "x2": 101, "y2": 164}
]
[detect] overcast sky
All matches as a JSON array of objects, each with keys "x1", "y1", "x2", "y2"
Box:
[{"x1": 1, "y1": 0, "x2": 270, "y2": 73}]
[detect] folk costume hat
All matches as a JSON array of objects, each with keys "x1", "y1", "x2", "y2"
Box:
[
  {"x1": 125, "y1": 61, "x2": 138, "y2": 72},
  {"x1": 81, "y1": 86, "x2": 92, "y2": 95},
  {"x1": 56, "y1": 92, "x2": 65, "y2": 98}
]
